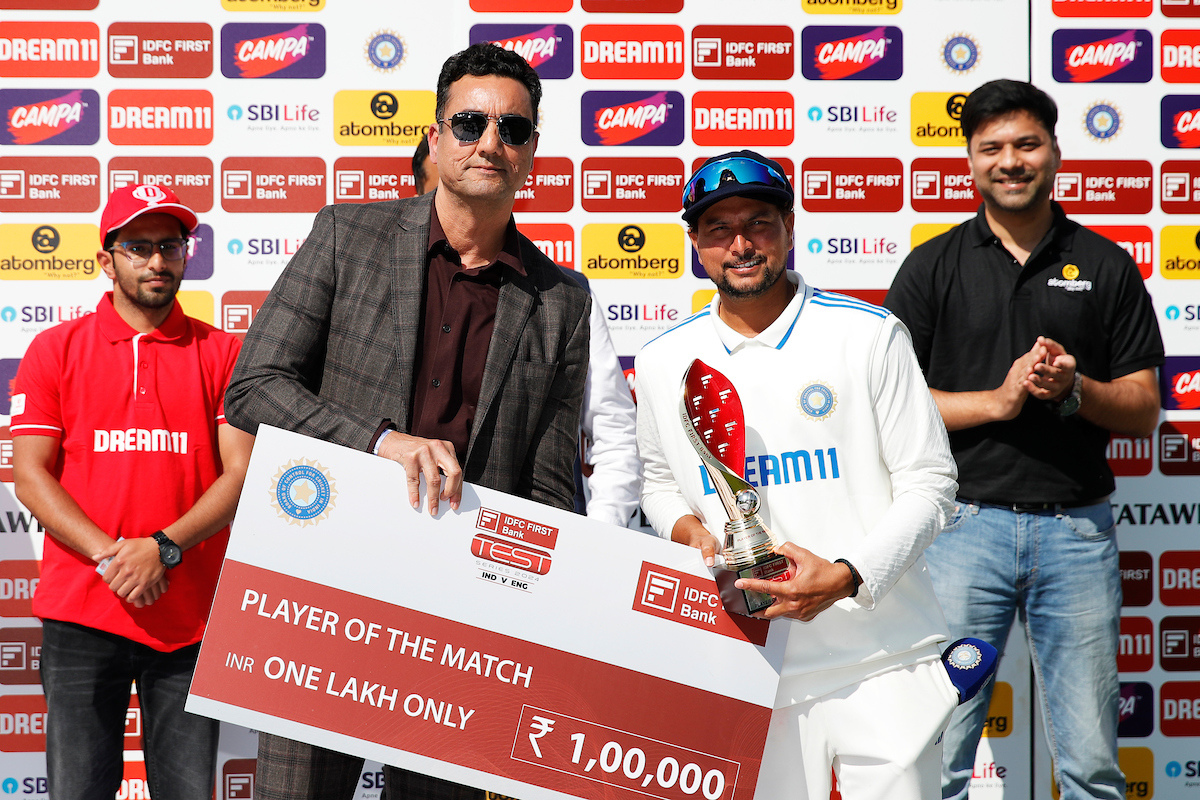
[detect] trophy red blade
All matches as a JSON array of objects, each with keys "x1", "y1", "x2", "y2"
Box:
[{"x1": 683, "y1": 359, "x2": 746, "y2": 478}]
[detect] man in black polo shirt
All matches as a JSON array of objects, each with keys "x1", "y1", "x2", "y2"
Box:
[{"x1": 886, "y1": 79, "x2": 1163, "y2": 800}]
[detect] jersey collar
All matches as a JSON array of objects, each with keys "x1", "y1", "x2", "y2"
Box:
[
  {"x1": 709, "y1": 270, "x2": 808, "y2": 354},
  {"x1": 96, "y1": 292, "x2": 188, "y2": 344},
  {"x1": 967, "y1": 201, "x2": 1076, "y2": 261}
]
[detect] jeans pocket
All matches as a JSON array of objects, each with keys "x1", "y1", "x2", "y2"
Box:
[
  {"x1": 940, "y1": 503, "x2": 971, "y2": 535},
  {"x1": 1062, "y1": 502, "x2": 1116, "y2": 540}
]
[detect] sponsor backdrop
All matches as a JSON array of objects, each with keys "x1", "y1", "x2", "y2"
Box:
[{"x1": 0, "y1": 0, "x2": 1193, "y2": 798}]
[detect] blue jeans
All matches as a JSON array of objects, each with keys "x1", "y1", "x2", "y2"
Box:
[
  {"x1": 925, "y1": 501, "x2": 1123, "y2": 800},
  {"x1": 40, "y1": 619, "x2": 218, "y2": 800}
]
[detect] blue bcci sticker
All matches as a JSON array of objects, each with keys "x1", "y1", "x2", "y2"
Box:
[
  {"x1": 271, "y1": 459, "x2": 335, "y2": 526},
  {"x1": 366, "y1": 30, "x2": 406, "y2": 72},
  {"x1": 1085, "y1": 102, "x2": 1121, "y2": 142},
  {"x1": 946, "y1": 642, "x2": 982, "y2": 670},
  {"x1": 798, "y1": 382, "x2": 837, "y2": 420},
  {"x1": 942, "y1": 35, "x2": 978, "y2": 73}
]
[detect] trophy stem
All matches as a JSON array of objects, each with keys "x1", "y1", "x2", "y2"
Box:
[{"x1": 721, "y1": 515, "x2": 779, "y2": 570}]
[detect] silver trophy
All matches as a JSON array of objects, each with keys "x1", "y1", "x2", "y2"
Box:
[{"x1": 680, "y1": 359, "x2": 791, "y2": 615}]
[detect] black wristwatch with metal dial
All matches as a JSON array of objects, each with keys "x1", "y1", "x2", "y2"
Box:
[
  {"x1": 151, "y1": 531, "x2": 182, "y2": 569},
  {"x1": 1056, "y1": 372, "x2": 1083, "y2": 417}
]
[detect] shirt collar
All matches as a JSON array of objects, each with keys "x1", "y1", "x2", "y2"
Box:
[
  {"x1": 709, "y1": 270, "x2": 807, "y2": 354},
  {"x1": 966, "y1": 201, "x2": 1075, "y2": 258},
  {"x1": 426, "y1": 201, "x2": 527, "y2": 277},
  {"x1": 95, "y1": 292, "x2": 188, "y2": 344}
]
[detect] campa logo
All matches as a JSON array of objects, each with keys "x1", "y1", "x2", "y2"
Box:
[
  {"x1": 470, "y1": 24, "x2": 573, "y2": 79},
  {"x1": 1052, "y1": 29, "x2": 1152, "y2": 83},
  {"x1": 0, "y1": 89, "x2": 99, "y2": 146},
  {"x1": 581, "y1": 90, "x2": 684, "y2": 147},
  {"x1": 221, "y1": 23, "x2": 325, "y2": 79},
  {"x1": 801, "y1": 26, "x2": 902, "y2": 81},
  {"x1": 1161, "y1": 95, "x2": 1200, "y2": 148}
]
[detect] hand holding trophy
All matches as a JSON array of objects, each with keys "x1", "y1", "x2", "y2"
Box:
[{"x1": 680, "y1": 358, "x2": 792, "y2": 615}]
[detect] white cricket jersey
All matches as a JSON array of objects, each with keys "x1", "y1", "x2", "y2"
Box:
[{"x1": 636, "y1": 271, "x2": 957, "y2": 705}]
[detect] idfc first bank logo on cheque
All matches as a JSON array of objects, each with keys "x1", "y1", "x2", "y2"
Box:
[{"x1": 221, "y1": 23, "x2": 325, "y2": 79}]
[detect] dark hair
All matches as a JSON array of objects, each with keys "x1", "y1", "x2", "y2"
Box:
[
  {"x1": 103, "y1": 219, "x2": 190, "y2": 252},
  {"x1": 435, "y1": 42, "x2": 541, "y2": 122},
  {"x1": 412, "y1": 136, "x2": 430, "y2": 187},
  {"x1": 961, "y1": 79, "x2": 1058, "y2": 145}
]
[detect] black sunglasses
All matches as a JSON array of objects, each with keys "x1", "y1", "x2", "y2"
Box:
[{"x1": 437, "y1": 111, "x2": 535, "y2": 146}]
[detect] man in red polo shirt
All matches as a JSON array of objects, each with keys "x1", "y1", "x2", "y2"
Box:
[{"x1": 10, "y1": 184, "x2": 254, "y2": 800}]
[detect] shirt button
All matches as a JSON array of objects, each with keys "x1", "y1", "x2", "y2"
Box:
[
  {"x1": 442, "y1": 324, "x2": 451, "y2": 333},
  {"x1": 432, "y1": 378, "x2": 441, "y2": 388},
  {"x1": 139, "y1": 361, "x2": 148, "y2": 368}
]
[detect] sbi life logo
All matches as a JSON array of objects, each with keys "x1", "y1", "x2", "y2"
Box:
[
  {"x1": 1, "y1": 778, "x2": 16, "y2": 793},
  {"x1": 1167, "y1": 306, "x2": 1181, "y2": 320},
  {"x1": 808, "y1": 106, "x2": 822, "y2": 122},
  {"x1": 228, "y1": 105, "x2": 243, "y2": 121},
  {"x1": 228, "y1": 240, "x2": 244, "y2": 255},
  {"x1": 1167, "y1": 761, "x2": 1182, "y2": 778},
  {"x1": 807, "y1": 239, "x2": 823, "y2": 253},
  {"x1": 0, "y1": 308, "x2": 15, "y2": 323}
]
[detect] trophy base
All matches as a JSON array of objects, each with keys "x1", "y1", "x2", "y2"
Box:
[{"x1": 714, "y1": 553, "x2": 792, "y2": 616}]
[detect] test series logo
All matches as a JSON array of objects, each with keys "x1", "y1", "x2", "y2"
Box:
[
  {"x1": 801, "y1": 26, "x2": 902, "y2": 81},
  {"x1": 1051, "y1": 29, "x2": 1152, "y2": 83},
  {"x1": 471, "y1": 24, "x2": 573, "y2": 80}
]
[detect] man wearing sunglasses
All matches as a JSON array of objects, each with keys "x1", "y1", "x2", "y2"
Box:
[
  {"x1": 636, "y1": 151, "x2": 960, "y2": 799},
  {"x1": 9, "y1": 184, "x2": 254, "y2": 800},
  {"x1": 226, "y1": 42, "x2": 591, "y2": 800}
]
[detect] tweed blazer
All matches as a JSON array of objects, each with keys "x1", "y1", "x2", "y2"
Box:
[{"x1": 225, "y1": 192, "x2": 591, "y2": 511}]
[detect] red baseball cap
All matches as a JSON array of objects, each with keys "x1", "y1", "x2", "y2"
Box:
[{"x1": 100, "y1": 184, "x2": 198, "y2": 244}]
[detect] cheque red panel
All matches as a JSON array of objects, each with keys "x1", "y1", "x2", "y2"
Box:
[{"x1": 193, "y1": 561, "x2": 769, "y2": 800}]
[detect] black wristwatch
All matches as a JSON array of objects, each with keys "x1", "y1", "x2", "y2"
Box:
[
  {"x1": 151, "y1": 531, "x2": 182, "y2": 569},
  {"x1": 1056, "y1": 372, "x2": 1083, "y2": 417},
  {"x1": 834, "y1": 558, "x2": 863, "y2": 598}
]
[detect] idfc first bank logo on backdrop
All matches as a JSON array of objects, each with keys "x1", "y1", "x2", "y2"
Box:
[
  {"x1": 471, "y1": 24, "x2": 573, "y2": 80},
  {"x1": 1052, "y1": 29, "x2": 1152, "y2": 83},
  {"x1": 581, "y1": 90, "x2": 684, "y2": 147},
  {"x1": 801, "y1": 26, "x2": 902, "y2": 81},
  {"x1": 0, "y1": 89, "x2": 99, "y2": 146},
  {"x1": 221, "y1": 23, "x2": 325, "y2": 79}
]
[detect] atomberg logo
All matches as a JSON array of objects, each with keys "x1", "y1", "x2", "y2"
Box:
[
  {"x1": 1163, "y1": 95, "x2": 1200, "y2": 148},
  {"x1": 0, "y1": 224, "x2": 97, "y2": 281},
  {"x1": 801, "y1": 26, "x2": 902, "y2": 81},
  {"x1": 0, "y1": 21, "x2": 99, "y2": 78},
  {"x1": 580, "y1": 90, "x2": 684, "y2": 147},
  {"x1": 692, "y1": 92, "x2": 794, "y2": 147},
  {"x1": 107, "y1": 90, "x2": 213, "y2": 146},
  {"x1": 1161, "y1": 226, "x2": 1200, "y2": 279},
  {"x1": 333, "y1": 90, "x2": 433, "y2": 147},
  {"x1": 1052, "y1": 30, "x2": 1151, "y2": 83},
  {"x1": 1163, "y1": 356, "x2": 1200, "y2": 411},
  {"x1": 470, "y1": 24, "x2": 572, "y2": 79},
  {"x1": 801, "y1": 0, "x2": 900, "y2": 13},
  {"x1": 580, "y1": 25, "x2": 685, "y2": 80},
  {"x1": 221, "y1": 23, "x2": 325, "y2": 79},
  {"x1": 581, "y1": 224, "x2": 684, "y2": 279},
  {"x1": 0, "y1": 89, "x2": 98, "y2": 147}
]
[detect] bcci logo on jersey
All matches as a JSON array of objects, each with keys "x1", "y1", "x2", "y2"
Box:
[
  {"x1": 270, "y1": 458, "x2": 336, "y2": 526},
  {"x1": 798, "y1": 381, "x2": 837, "y2": 420}
]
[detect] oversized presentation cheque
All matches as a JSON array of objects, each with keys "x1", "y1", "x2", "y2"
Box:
[{"x1": 188, "y1": 426, "x2": 787, "y2": 800}]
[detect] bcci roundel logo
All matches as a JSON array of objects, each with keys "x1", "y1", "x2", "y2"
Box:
[
  {"x1": 270, "y1": 458, "x2": 336, "y2": 526},
  {"x1": 942, "y1": 34, "x2": 978, "y2": 73},
  {"x1": 798, "y1": 381, "x2": 837, "y2": 420},
  {"x1": 1084, "y1": 102, "x2": 1121, "y2": 142},
  {"x1": 366, "y1": 30, "x2": 406, "y2": 72}
]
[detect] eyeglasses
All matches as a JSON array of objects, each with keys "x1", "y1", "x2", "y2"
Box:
[
  {"x1": 437, "y1": 111, "x2": 535, "y2": 146},
  {"x1": 110, "y1": 239, "x2": 189, "y2": 264},
  {"x1": 683, "y1": 157, "x2": 790, "y2": 209}
]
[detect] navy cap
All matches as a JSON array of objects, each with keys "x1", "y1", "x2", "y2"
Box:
[{"x1": 681, "y1": 150, "x2": 794, "y2": 225}]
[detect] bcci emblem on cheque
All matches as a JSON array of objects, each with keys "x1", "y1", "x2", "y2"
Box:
[{"x1": 270, "y1": 458, "x2": 336, "y2": 526}]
